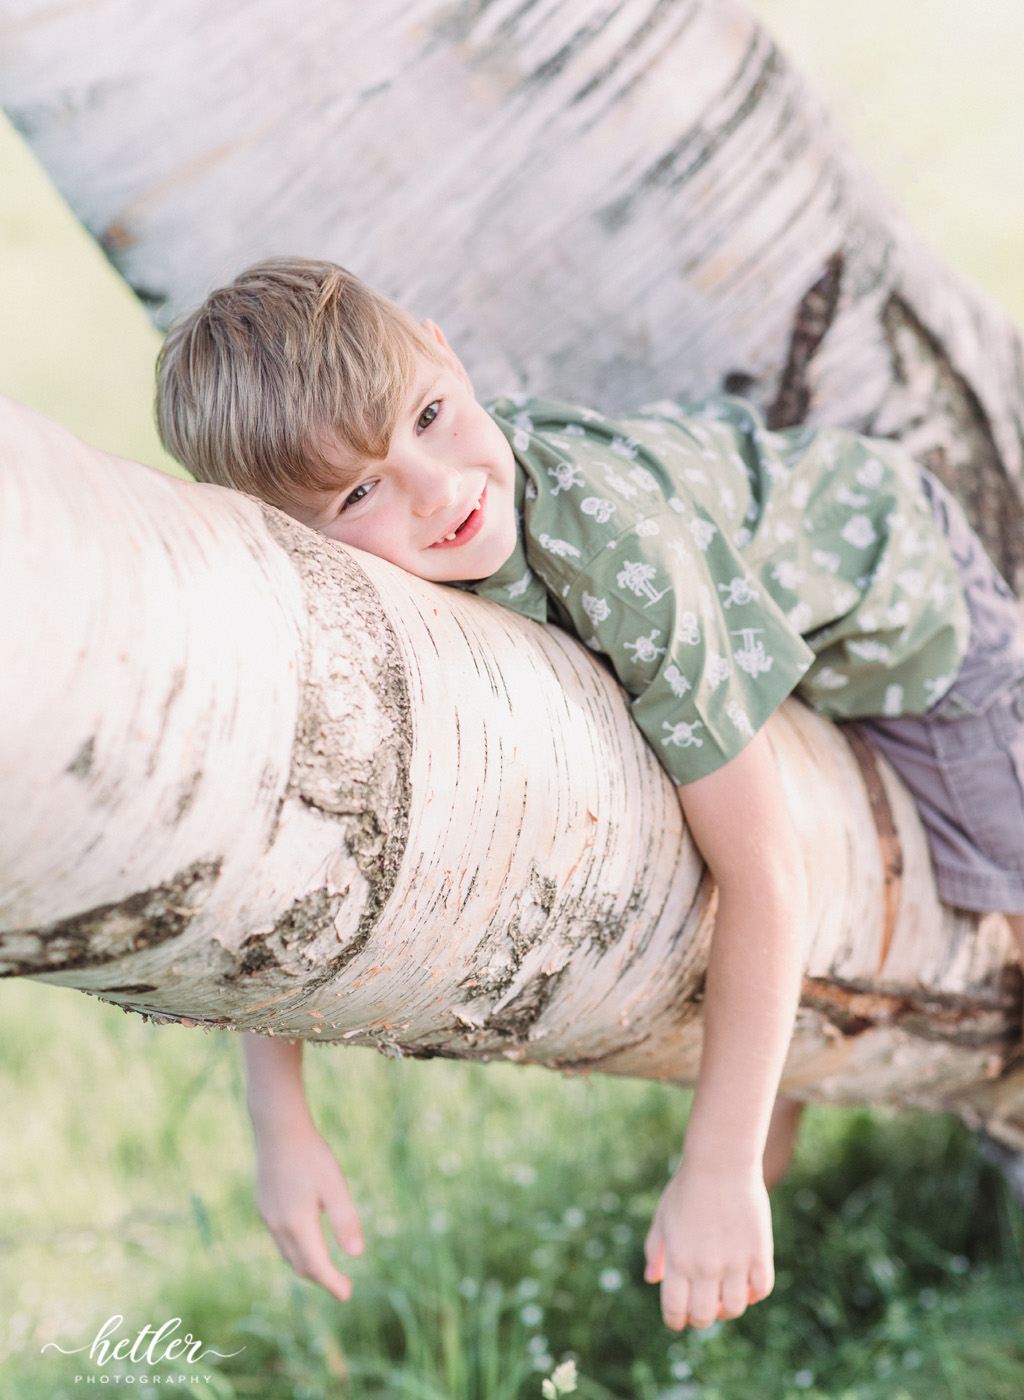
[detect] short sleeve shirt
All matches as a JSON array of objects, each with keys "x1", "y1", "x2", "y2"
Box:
[{"x1": 470, "y1": 395, "x2": 970, "y2": 785}]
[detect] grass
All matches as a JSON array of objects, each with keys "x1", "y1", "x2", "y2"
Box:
[
  {"x1": 2, "y1": 978, "x2": 1022, "y2": 1399},
  {"x1": 0, "y1": 112, "x2": 185, "y2": 475}
]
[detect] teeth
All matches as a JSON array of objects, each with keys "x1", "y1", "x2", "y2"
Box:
[{"x1": 437, "y1": 498, "x2": 482, "y2": 545}]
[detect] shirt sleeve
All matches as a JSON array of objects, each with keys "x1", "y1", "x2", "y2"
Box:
[{"x1": 557, "y1": 501, "x2": 815, "y2": 784}]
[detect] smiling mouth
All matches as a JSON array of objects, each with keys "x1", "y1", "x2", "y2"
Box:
[{"x1": 431, "y1": 487, "x2": 487, "y2": 548}]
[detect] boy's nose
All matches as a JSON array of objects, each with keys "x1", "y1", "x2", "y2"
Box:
[{"x1": 410, "y1": 459, "x2": 461, "y2": 516}]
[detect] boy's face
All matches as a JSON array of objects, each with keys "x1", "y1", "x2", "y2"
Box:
[{"x1": 285, "y1": 323, "x2": 518, "y2": 583}]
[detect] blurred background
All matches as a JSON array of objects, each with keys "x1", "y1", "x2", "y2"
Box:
[{"x1": 2, "y1": 3, "x2": 1023, "y2": 1398}]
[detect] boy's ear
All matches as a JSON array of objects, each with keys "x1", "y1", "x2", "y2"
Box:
[{"x1": 421, "y1": 319, "x2": 474, "y2": 393}]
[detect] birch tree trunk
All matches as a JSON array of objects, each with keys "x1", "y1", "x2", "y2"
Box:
[
  {"x1": 2, "y1": 0, "x2": 1024, "y2": 1144},
  {"x1": 2, "y1": 394, "x2": 1023, "y2": 1147}
]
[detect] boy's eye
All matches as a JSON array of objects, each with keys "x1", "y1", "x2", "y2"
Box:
[
  {"x1": 341, "y1": 480, "x2": 375, "y2": 511},
  {"x1": 417, "y1": 401, "x2": 440, "y2": 433}
]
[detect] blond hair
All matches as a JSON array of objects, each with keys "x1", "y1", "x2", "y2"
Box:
[{"x1": 155, "y1": 258, "x2": 444, "y2": 506}]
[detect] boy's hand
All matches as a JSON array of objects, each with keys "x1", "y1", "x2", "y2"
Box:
[
  {"x1": 253, "y1": 1119, "x2": 364, "y2": 1302},
  {"x1": 643, "y1": 1156, "x2": 773, "y2": 1329},
  {"x1": 650, "y1": 733, "x2": 806, "y2": 1333}
]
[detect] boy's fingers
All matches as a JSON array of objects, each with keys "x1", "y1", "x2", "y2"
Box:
[
  {"x1": 279, "y1": 1224, "x2": 354, "y2": 1302},
  {"x1": 300, "y1": 1260, "x2": 354, "y2": 1303},
  {"x1": 748, "y1": 1259, "x2": 774, "y2": 1303},
  {"x1": 324, "y1": 1195, "x2": 365, "y2": 1256},
  {"x1": 682, "y1": 1278, "x2": 718, "y2": 1331},
  {"x1": 718, "y1": 1270, "x2": 750, "y2": 1320},
  {"x1": 294, "y1": 1252, "x2": 354, "y2": 1302},
  {"x1": 659, "y1": 1275, "x2": 691, "y2": 1332},
  {"x1": 643, "y1": 1227, "x2": 665, "y2": 1284}
]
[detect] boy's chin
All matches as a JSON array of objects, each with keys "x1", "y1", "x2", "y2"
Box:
[{"x1": 477, "y1": 544, "x2": 519, "y2": 581}]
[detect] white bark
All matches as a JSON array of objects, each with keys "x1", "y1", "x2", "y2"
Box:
[{"x1": 3, "y1": 394, "x2": 1022, "y2": 1145}]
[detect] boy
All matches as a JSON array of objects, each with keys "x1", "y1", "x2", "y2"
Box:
[{"x1": 157, "y1": 257, "x2": 1024, "y2": 1332}]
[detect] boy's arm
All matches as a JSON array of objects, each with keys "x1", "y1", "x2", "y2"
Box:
[
  {"x1": 644, "y1": 729, "x2": 807, "y2": 1330},
  {"x1": 242, "y1": 1033, "x2": 364, "y2": 1300}
]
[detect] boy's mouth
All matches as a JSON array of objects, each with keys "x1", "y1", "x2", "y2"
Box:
[{"x1": 431, "y1": 487, "x2": 487, "y2": 548}]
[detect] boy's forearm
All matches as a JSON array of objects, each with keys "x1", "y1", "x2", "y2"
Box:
[
  {"x1": 242, "y1": 1032, "x2": 316, "y2": 1138},
  {"x1": 683, "y1": 861, "x2": 805, "y2": 1168},
  {"x1": 673, "y1": 737, "x2": 808, "y2": 1170}
]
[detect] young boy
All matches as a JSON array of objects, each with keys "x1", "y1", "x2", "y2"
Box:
[{"x1": 156, "y1": 257, "x2": 1024, "y2": 1332}]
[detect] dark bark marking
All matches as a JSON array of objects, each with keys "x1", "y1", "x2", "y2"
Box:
[
  {"x1": 270, "y1": 888, "x2": 343, "y2": 957},
  {"x1": 145, "y1": 666, "x2": 187, "y2": 781},
  {"x1": 670, "y1": 82, "x2": 837, "y2": 317},
  {"x1": 459, "y1": 864, "x2": 562, "y2": 1006},
  {"x1": 595, "y1": 35, "x2": 780, "y2": 233},
  {"x1": 877, "y1": 294, "x2": 1024, "y2": 592},
  {"x1": 567, "y1": 0, "x2": 681, "y2": 107},
  {"x1": 722, "y1": 371, "x2": 758, "y2": 397},
  {"x1": 234, "y1": 934, "x2": 283, "y2": 976},
  {"x1": 521, "y1": 6, "x2": 626, "y2": 90},
  {"x1": 507, "y1": 872, "x2": 557, "y2": 959},
  {"x1": 171, "y1": 769, "x2": 203, "y2": 824},
  {"x1": 99, "y1": 219, "x2": 136, "y2": 253},
  {"x1": 0, "y1": 859, "x2": 221, "y2": 976},
  {"x1": 801, "y1": 971, "x2": 1021, "y2": 1049},
  {"x1": 438, "y1": 0, "x2": 541, "y2": 45},
  {"x1": 399, "y1": 1042, "x2": 479, "y2": 1062},
  {"x1": 136, "y1": 287, "x2": 170, "y2": 316},
  {"x1": 584, "y1": 887, "x2": 644, "y2": 957},
  {"x1": 231, "y1": 895, "x2": 373, "y2": 990},
  {"x1": 766, "y1": 251, "x2": 845, "y2": 430},
  {"x1": 485, "y1": 967, "x2": 564, "y2": 1039},
  {"x1": 66, "y1": 737, "x2": 95, "y2": 779}
]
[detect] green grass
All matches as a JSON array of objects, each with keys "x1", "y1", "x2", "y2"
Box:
[
  {"x1": 748, "y1": 0, "x2": 1024, "y2": 326},
  {"x1": 2, "y1": 979, "x2": 1022, "y2": 1399},
  {"x1": 0, "y1": 112, "x2": 186, "y2": 475}
]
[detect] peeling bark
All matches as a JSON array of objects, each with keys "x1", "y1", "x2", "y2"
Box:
[{"x1": 261, "y1": 508, "x2": 413, "y2": 936}]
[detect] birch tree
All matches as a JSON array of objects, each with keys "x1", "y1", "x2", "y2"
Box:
[
  {"x1": 3, "y1": 394, "x2": 1023, "y2": 1145},
  {"x1": 1, "y1": 0, "x2": 1023, "y2": 1144}
]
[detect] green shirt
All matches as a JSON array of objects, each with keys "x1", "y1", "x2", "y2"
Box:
[{"x1": 470, "y1": 395, "x2": 969, "y2": 785}]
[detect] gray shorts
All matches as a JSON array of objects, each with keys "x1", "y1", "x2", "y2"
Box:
[{"x1": 857, "y1": 470, "x2": 1024, "y2": 913}]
